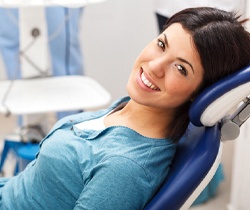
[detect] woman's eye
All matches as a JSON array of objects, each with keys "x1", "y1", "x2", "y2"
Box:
[
  {"x1": 157, "y1": 39, "x2": 165, "y2": 51},
  {"x1": 175, "y1": 64, "x2": 188, "y2": 76}
]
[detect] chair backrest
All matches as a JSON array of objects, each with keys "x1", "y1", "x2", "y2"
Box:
[
  {"x1": 144, "y1": 124, "x2": 221, "y2": 210},
  {"x1": 144, "y1": 65, "x2": 250, "y2": 210}
]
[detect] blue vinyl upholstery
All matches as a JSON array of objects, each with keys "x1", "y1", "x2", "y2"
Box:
[
  {"x1": 144, "y1": 124, "x2": 220, "y2": 210},
  {"x1": 190, "y1": 66, "x2": 250, "y2": 127}
]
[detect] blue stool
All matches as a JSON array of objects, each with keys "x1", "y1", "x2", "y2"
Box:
[
  {"x1": 0, "y1": 138, "x2": 25, "y2": 175},
  {"x1": 17, "y1": 144, "x2": 39, "y2": 172},
  {"x1": 0, "y1": 137, "x2": 39, "y2": 175}
]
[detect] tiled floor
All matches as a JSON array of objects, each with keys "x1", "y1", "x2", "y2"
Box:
[{"x1": 0, "y1": 113, "x2": 235, "y2": 209}]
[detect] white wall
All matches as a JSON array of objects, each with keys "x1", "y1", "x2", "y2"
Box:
[
  {"x1": 228, "y1": 1, "x2": 250, "y2": 209},
  {"x1": 80, "y1": 0, "x2": 158, "y2": 103}
]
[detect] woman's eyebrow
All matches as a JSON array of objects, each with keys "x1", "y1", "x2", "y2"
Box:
[
  {"x1": 163, "y1": 33, "x2": 169, "y2": 47},
  {"x1": 163, "y1": 33, "x2": 194, "y2": 74}
]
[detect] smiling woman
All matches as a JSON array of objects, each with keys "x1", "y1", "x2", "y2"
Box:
[
  {"x1": 125, "y1": 23, "x2": 204, "y2": 140},
  {"x1": 0, "y1": 7, "x2": 249, "y2": 210}
]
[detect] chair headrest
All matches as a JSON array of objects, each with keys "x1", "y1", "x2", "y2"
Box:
[{"x1": 189, "y1": 65, "x2": 250, "y2": 127}]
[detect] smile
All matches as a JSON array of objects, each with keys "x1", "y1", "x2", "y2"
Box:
[{"x1": 141, "y1": 72, "x2": 160, "y2": 91}]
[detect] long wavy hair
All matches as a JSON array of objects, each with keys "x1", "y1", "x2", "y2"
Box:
[{"x1": 164, "y1": 7, "x2": 250, "y2": 142}]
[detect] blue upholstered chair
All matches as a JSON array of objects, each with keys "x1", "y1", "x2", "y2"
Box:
[{"x1": 144, "y1": 65, "x2": 250, "y2": 210}]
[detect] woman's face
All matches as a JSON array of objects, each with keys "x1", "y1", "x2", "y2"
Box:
[{"x1": 127, "y1": 23, "x2": 204, "y2": 113}]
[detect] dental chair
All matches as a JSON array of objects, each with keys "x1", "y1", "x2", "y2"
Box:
[{"x1": 144, "y1": 65, "x2": 250, "y2": 210}]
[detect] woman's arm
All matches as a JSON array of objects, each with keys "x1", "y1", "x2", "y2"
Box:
[{"x1": 74, "y1": 156, "x2": 153, "y2": 210}]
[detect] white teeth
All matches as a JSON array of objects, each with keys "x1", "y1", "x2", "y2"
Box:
[{"x1": 141, "y1": 72, "x2": 159, "y2": 90}]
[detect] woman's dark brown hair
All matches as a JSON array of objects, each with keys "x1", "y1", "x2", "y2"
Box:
[{"x1": 165, "y1": 7, "x2": 250, "y2": 142}]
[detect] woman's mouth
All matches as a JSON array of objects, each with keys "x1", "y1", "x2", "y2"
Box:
[{"x1": 141, "y1": 72, "x2": 160, "y2": 91}]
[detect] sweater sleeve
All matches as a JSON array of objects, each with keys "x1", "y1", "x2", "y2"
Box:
[{"x1": 74, "y1": 156, "x2": 153, "y2": 210}]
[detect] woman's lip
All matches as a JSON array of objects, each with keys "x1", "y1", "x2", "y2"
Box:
[{"x1": 138, "y1": 68, "x2": 160, "y2": 91}]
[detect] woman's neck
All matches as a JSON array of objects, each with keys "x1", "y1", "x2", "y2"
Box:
[{"x1": 104, "y1": 99, "x2": 175, "y2": 139}]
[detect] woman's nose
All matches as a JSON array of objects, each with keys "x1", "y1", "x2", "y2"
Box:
[{"x1": 148, "y1": 57, "x2": 166, "y2": 78}]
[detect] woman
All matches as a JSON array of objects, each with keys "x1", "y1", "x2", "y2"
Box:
[{"x1": 0, "y1": 7, "x2": 249, "y2": 210}]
